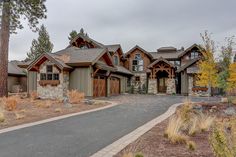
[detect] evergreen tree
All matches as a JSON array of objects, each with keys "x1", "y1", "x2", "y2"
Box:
[
  {"x1": 197, "y1": 31, "x2": 218, "y2": 96},
  {"x1": 217, "y1": 37, "x2": 235, "y2": 92},
  {"x1": 68, "y1": 30, "x2": 78, "y2": 42},
  {"x1": 0, "y1": 0, "x2": 47, "y2": 97},
  {"x1": 26, "y1": 25, "x2": 53, "y2": 61}
]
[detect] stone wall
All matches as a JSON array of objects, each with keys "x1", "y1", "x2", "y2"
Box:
[
  {"x1": 37, "y1": 61, "x2": 69, "y2": 100},
  {"x1": 166, "y1": 78, "x2": 176, "y2": 94},
  {"x1": 148, "y1": 79, "x2": 157, "y2": 94},
  {"x1": 131, "y1": 73, "x2": 147, "y2": 93}
]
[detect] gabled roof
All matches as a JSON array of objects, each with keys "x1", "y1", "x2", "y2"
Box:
[
  {"x1": 8, "y1": 61, "x2": 26, "y2": 76},
  {"x1": 27, "y1": 53, "x2": 72, "y2": 71},
  {"x1": 178, "y1": 44, "x2": 201, "y2": 58},
  {"x1": 115, "y1": 65, "x2": 133, "y2": 75},
  {"x1": 149, "y1": 50, "x2": 183, "y2": 60},
  {"x1": 54, "y1": 47, "x2": 109, "y2": 66},
  {"x1": 69, "y1": 33, "x2": 105, "y2": 48},
  {"x1": 106, "y1": 44, "x2": 121, "y2": 53},
  {"x1": 176, "y1": 58, "x2": 199, "y2": 73},
  {"x1": 147, "y1": 57, "x2": 175, "y2": 68},
  {"x1": 125, "y1": 45, "x2": 153, "y2": 59}
]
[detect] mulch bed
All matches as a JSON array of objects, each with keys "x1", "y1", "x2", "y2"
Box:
[
  {"x1": 115, "y1": 102, "x2": 236, "y2": 157},
  {"x1": 0, "y1": 98, "x2": 110, "y2": 129}
]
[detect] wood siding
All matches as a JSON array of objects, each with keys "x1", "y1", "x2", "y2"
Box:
[
  {"x1": 28, "y1": 71, "x2": 37, "y2": 93},
  {"x1": 69, "y1": 67, "x2": 93, "y2": 97},
  {"x1": 181, "y1": 71, "x2": 188, "y2": 95},
  {"x1": 124, "y1": 49, "x2": 151, "y2": 72}
]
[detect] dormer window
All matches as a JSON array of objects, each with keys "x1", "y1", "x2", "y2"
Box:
[
  {"x1": 132, "y1": 54, "x2": 144, "y2": 72},
  {"x1": 114, "y1": 55, "x2": 119, "y2": 66},
  {"x1": 190, "y1": 51, "x2": 199, "y2": 59}
]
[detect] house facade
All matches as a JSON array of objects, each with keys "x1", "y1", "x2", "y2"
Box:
[
  {"x1": 26, "y1": 30, "x2": 133, "y2": 99},
  {"x1": 25, "y1": 29, "x2": 207, "y2": 99},
  {"x1": 124, "y1": 44, "x2": 206, "y2": 96}
]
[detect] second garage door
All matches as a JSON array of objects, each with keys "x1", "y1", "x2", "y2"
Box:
[{"x1": 110, "y1": 77, "x2": 120, "y2": 96}]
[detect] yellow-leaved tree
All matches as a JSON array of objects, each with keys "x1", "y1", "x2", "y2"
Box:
[
  {"x1": 227, "y1": 63, "x2": 236, "y2": 91},
  {"x1": 197, "y1": 31, "x2": 218, "y2": 96}
]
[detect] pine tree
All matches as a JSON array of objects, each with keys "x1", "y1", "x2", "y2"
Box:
[
  {"x1": 217, "y1": 37, "x2": 235, "y2": 92},
  {"x1": 68, "y1": 30, "x2": 78, "y2": 42},
  {"x1": 26, "y1": 25, "x2": 53, "y2": 61},
  {"x1": 0, "y1": 0, "x2": 47, "y2": 97},
  {"x1": 197, "y1": 31, "x2": 218, "y2": 96}
]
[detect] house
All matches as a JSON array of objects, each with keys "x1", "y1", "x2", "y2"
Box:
[
  {"x1": 8, "y1": 61, "x2": 27, "y2": 93},
  {"x1": 26, "y1": 30, "x2": 133, "y2": 99},
  {"x1": 124, "y1": 44, "x2": 206, "y2": 96}
]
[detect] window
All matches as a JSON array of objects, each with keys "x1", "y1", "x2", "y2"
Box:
[
  {"x1": 47, "y1": 65, "x2": 53, "y2": 73},
  {"x1": 40, "y1": 73, "x2": 46, "y2": 80},
  {"x1": 53, "y1": 74, "x2": 60, "y2": 80},
  {"x1": 47, "y1": 74, "x2": 53, "y2": 80},
  {"x1": 190, "y1": 51, "x2": 199, "y2": 59},
  {"x1": 40, "y1": 65, "x2": 60, "y2": 81},
  {"x1": 135, "y1": 76, "x2": 140, "y2": 82},
  {"x1": 114, "y1": 55, "x2": 119, "y2": 65},
  {"x1": 132, "y1": 54, "x2": 144, "y2": 72}
]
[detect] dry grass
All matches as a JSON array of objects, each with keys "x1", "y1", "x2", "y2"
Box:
[
  {"x1": 187, "y1": 140, "x2": 196, "y2": 151},
  {"x1": 15, "y1": 112, "x2": 25, "y2": 120},
  {"x1": 164, "y1": 116, "x2": 188, "y2": 144},
  {"x1": 1, "y1": 96, "x2": 20, "y2": 111},
  {"x1": 122, "y1": 153, "x2": 133, "y2": 157},
  {"x1": 55, "y1": 108, "x2": 62, "y2": 113},
  {"x1": 35, "y1": 100, "x2": 53, "y2": 108},
  {"x1": 198, "y1": 114, "x2": 215, "y2": 132},
  {"x1": 67, "y1": 90, "x2": 85, "y2": 104},
  {"x1": 30, "y1": 91, "x2": 38, "y2": 101},
  {"x1": 188, "y1": 116, "x2": 199, "y2": 136},
  {"x1": 177, "y1": 98, "x2": 193, "y2": 122},
  {"x1": 0, "y1": 109, "x2": 5, "y2": 123}
]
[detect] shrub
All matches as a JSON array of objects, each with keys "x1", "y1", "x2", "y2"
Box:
[
  {"x1": 164, "y1": 116, "x2": 188, "y2": 144},
  {"x1": 188, "y1": 116, "x2": 199, "y2": 136},
  {"x1": 187, "y1": 140, "x2": 196, "y2": 151},
  {"x1": 122, "y1": 153, "x2": 144, "y2": 157},
  {"x1": 0, "y1": 110, "x2": 5, "y2": 123},
  {"x1": 198, "y1": 114, "x2": 215, "y2": 132},
  {"x1": 209, "y1": 120, "x2": 236, "y2": 157},
  {"x1": 177, "y1": 98, "x2": 193, "y2": 122},
  {"x1": 30, "y1": 91, "x2": 38, "y2": 101},
  {"x1": 67, "y1": 90, "x2": 85, "y2": 104},
  {"x1": 15, "y1": 112, "x2": 25, "y2": 120},
  {"x1": 55, "y1": 108, "x2": 62, "y2": 113},
  {"x1": 2, "y1": 96, "x2": 20, "y2": 111}
]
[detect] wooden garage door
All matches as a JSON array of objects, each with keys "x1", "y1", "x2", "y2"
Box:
[
  {"x1": 110, "y1": 77, "x2": 120, "y2": 96},
  {"x1": 93, "y1": 76, "x2": 106, "y2": 97}
]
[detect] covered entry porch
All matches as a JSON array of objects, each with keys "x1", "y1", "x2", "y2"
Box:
[{"x1": 147, "y1": 57, "x2": 176, "y2": 94}]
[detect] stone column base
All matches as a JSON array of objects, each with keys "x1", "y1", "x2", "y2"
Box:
[
  {"x1": 166, "y1": 78, "x2": 176, "y2": 94},
  {"x1": 148, "y1": 79, "x2": 157, "y2": 94}
]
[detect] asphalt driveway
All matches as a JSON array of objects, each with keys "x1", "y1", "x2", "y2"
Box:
[{"x1": 0, "y1": 95, "x2": 219, "y2": 157}]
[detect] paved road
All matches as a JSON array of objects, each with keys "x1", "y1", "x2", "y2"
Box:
[{"x1": 0, "y1": 95, "x2": 219, "y2": 157}]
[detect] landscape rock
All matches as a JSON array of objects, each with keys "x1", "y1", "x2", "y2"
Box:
[{"x1": 224, "y1": 107, "x2": 236, "y2": 116}]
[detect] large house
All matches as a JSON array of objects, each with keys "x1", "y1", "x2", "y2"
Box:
[{"x1": 24, "y1": 30, "x2": 206, "y2": 99}]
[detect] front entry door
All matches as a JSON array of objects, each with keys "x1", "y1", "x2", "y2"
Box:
[{"x1": 158, "y1": 78, "x2": 167, "y2": 93}]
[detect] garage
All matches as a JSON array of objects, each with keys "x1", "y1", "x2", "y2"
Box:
[
  {"x1": 110, "y1": 77, "x2": 120, "y2": 96},
  {"x1": 93, "y1": 76, "x2": 107, "y2": 97}
]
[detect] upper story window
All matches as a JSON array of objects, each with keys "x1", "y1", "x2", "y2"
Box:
[
  {"x1": 132, "y1": 54, "x2": 144, "y2": 72},
  {"x1": 190, "y1": 51, "x2": 199, "y2": 59},
  {"x1": 114, "y1": 55, "x2": 119, "y2": 66},
  {"x1": 40, "y1": 65, "x2": 60, "y2": 81}
]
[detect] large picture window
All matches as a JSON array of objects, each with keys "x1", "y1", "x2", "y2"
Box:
[{"x1": 132, "y1": 54, "x2": 144, "y2": 72}]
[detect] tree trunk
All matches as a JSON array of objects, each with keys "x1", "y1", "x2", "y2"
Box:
[{"x1": 0, "y1": 1, "x2": 10, "y2": 97}]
